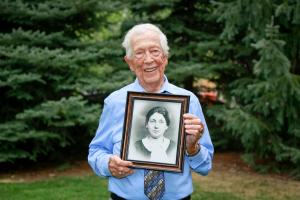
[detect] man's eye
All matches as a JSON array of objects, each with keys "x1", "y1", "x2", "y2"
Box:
[
  {"x1": 150, "y1": 50, "x2": 160, "y2": 56},
  {"x1": 136, "y1": 51, "x2": 144, "y2": 56}
]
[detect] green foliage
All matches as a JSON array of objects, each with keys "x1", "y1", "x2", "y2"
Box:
[
  {"x1": 2, "y1": 0, "x2": 300, "y2": 177},
  {"x1": 207, "y1": 0, "x2": 300, "y2": 176},
  {"x1": 0, "y1": 0, "x2": 128, "y2": 163},
  {"x1": 120, "y1": 0, "x2": 300, "y2": 176},
  {"x1": 0, "y1": 121, "x2": 60, "y2": 162}
]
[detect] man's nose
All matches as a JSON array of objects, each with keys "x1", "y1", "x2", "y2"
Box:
[{"x1": 144, "y1": 51, "x2": 154, "y2": 62}]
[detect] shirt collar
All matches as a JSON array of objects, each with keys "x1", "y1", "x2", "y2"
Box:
[{"x1": 133, "y1": 75, "x2": 174, "y2": 94}]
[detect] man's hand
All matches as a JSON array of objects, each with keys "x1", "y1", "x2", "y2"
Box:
[
  {"x1": 108, "y1": 155, "x2": 134, "y2": 178},
  {"x1": 183, "y1": 113, "x2": 204, "y2": 155}
]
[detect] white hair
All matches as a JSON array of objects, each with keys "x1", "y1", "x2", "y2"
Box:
[{"x1": 122, "y1": 23, "x2": 169, "y2": 58}]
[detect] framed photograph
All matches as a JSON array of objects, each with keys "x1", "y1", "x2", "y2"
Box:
[{"x1": 120, "y1": 91, "x2": 190, "y2": 172}]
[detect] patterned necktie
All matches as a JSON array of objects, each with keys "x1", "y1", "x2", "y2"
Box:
[{"x1": 144, "y1": 169, "x2": 165, "y2": 200}]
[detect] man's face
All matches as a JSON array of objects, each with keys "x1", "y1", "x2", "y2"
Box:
[
  {"x1": 146, "y1": 112, "x2": 169, "y2": 139},
  {"x1": 124, "y1": 31, "x2": 168, "y2": 92}
]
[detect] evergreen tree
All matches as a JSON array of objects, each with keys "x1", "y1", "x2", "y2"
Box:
[
  {"x1": 208, "y1": 0, "x2": 300, "y2": 176},
  {"x1": 121, "y1": 0, "x2": 300, "y2": 176},
  {"x1": 0, "y1": 0, "x2": 129, "y2": 162},
  {"x1": 3, "y1": 0, "x2": 299, "y2": 176}
]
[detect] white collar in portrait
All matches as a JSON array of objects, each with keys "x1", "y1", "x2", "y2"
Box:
[{"x1": 142, "y1": 136, "x2": 170, "y2": 152}]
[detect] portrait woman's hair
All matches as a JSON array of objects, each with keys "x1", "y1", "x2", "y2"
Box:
[{"x1": 145, "y1": 106, "x2": 170, "y2": 126}]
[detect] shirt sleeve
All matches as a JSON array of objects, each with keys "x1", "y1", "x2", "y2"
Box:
[
  {"x1": 88, "y1": 98, "x2": 115, "y2": 177},
  {"x1": 186, "y1": 94, "x2": 214, "y2": 175}
]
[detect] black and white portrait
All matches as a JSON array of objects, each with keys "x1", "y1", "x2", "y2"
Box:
[
  {"x1": 127, "y1": 100, "x2": 181, "y2": 164},
  {"x1": 120, "y1": 92, "x2": 189, "y2": 172}
]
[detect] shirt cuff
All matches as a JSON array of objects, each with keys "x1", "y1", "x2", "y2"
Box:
[
  {"x1": 186, "y1": 145, "x2": 208, "y2": 168},
  {"x1": 97, "y1": 154, "x2": 112, "y2": 177}
]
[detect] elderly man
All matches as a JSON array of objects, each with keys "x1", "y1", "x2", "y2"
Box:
[{"x1": 88, "y1": 23, "x2": 214, "y2": 200}]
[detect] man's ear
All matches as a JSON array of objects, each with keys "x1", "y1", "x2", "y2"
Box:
[{"x1": 124, "y1": 56, "x2": 135, "y2": 72}]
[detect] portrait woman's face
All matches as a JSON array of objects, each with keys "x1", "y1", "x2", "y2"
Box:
[{"x1": 146, "y1": 112, "x2": 169, "y2": 139}]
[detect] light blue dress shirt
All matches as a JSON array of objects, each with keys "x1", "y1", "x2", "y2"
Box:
[{"x1": 88, "y1": 76, "x2": 214, "y2": 200}]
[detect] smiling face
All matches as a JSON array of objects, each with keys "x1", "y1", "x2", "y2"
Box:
[
  {"x1": 146, "y1": 112, "x2": 169, "y2": 139},
  {"x1": 124, "y1": 31, "x2": 168, "y2": 92}
]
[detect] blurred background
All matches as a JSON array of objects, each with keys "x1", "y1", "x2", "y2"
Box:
[{"x1": 0, "y1": 0, "x2": 300, "y2": 199}]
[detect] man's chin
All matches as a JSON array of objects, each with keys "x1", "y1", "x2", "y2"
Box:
[{"x1": 144, "y1": 76, "x2": 163, "y2": 85}]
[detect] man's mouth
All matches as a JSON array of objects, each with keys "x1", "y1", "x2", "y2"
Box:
[{"x1": 144, "y1": 67, "x2": 157, "y2": 72}]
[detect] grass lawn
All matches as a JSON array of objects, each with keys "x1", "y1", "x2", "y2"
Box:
[
  {"x1": 1, "y1": 153, "x2": 300, "y2": 200},
  {"x1": 0, "y1": 176, "x2": 108, "y2": 200},
  {"x1": 1, "y1": 174, "x2": 299, "y2": 200},
  {"x1": 1, "y1": 175, "x2": 242, "y2": 200}
]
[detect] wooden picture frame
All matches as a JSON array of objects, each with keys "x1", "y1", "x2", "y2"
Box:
[{"x1": 120, "y1": 91, "x2": 190, "y2": 172}]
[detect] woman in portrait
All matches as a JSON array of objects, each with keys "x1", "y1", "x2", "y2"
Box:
[{"x1": 134, "y1": 106, "x2": 176, "y2": 164}]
